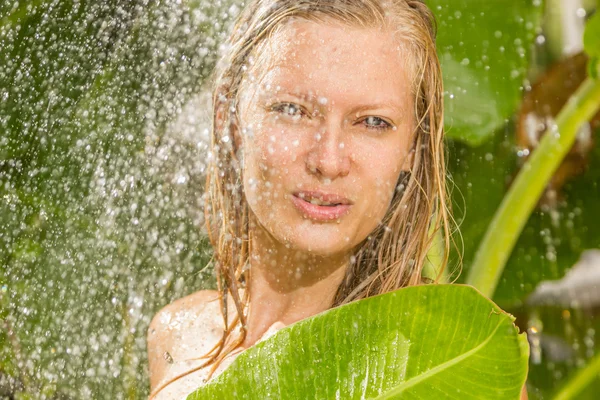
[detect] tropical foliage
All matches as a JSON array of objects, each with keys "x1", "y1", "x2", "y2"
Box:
[{"x1": 1, "y1": 0, "x2": 600, "y2": 398}]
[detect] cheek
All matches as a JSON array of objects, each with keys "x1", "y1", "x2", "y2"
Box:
[
  {"x1": 244, "y1": 120, "x2": 308, "y2": 175},
  {"x1": 355, "y1": 143, "x2": 407, "y2": 216},
  {"x1": 370, "y1": 175, "x2": 399, "y2": 217},
  {"x1": 242, "y1": 126, "x2": 300, "y2": 207}
]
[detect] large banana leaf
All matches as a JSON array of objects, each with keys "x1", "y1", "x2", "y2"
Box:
[{"x1": 187, "y1": 285, "x2": 529, "y2": 400}]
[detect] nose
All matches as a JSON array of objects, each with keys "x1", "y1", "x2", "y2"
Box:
[{"x1": 306, "y1": 123, "x2": 351, "y2": 181}]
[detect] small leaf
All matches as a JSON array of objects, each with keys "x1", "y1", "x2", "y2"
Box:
[{"x1": 187, "y1": 285, "x2": 528, "y2": 400}]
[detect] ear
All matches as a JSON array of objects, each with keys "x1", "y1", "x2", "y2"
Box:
[
  {"x1": 401, "y1": 146, "x2": 415, "y2": 172},
  {"x1": 400, "y1": 130, "x2": 418, "y2": 173},
  {"x1": 232, "y1": 120, "x2": 243, "y2": 154}
]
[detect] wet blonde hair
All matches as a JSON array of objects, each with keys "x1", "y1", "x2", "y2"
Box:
[{"x1": 203, "y1": 0, "x2": 451, "y2": 379}]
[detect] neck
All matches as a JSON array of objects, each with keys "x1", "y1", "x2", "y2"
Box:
[{"x1": 241, "y1": 217, "x2": 349, "y2": 348}]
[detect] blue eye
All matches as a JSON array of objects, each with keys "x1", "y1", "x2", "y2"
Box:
[
  {"x1": 271, "y1": 103, "x2": 305, "y2": 118},
  {"x1": 362, "y1": 116, "x2": 392, "y2": 130}
]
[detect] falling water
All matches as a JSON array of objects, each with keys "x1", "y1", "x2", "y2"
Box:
[{"x1": 0, "y1": 0, "x2": 237, "y2": 398}]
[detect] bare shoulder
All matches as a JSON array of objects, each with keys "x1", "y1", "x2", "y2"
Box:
[
  {"x1": 149, "y1": 289, "x2": 220, "y2": 328},
  {"x1": 147, "y1": 289, "x2": 223, "y2": 394}
]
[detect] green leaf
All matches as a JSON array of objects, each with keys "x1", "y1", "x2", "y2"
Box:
[
  {"x1": 187, "y1": 285, "x2": 528, "y2": 400},
  {"x1": 583, "y1": 11, "x2": 600, "y2": 79},
  {"x1": 429, "y1": 0, "x2": 543, "y2": 146}
]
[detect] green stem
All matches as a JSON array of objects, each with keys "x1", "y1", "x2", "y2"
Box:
[
  {"x1": 466, "y1": 77, "x2": 600, "y2": 298},
  {"x1": 554, "y1": 353, "x2": 600, "y2": 400}
]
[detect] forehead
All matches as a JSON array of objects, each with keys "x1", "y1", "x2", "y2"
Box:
[{"x1": 245, "y1": 19, "x2": 413, "y2": 110}]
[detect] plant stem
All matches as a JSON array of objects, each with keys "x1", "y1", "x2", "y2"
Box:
[
  {"x1": 554, "y1": 352, "x2": 600, "y2": 400},
  {"x1": 466, "y1": 77, "x2": 600, "y2": 298}
]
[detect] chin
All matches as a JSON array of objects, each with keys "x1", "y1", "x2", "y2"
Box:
[
  {"x1": 250, "y1": 206, "x2": 369, "y2": 257},
  {"x1": 278, "y1": 225, "x2": 358, "y2": 258},
  {"x1": 297, "y1": 241, "x2": 349, "y2": 257}
]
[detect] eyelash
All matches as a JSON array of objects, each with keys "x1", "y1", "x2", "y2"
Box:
[
  {"x1": 360, "y1": 116, "x2": 392, "y2": 131},
  {"x1": 270, "y1": 102, "x2": 307, "y2": 118},
  {"x1": 270, "y1": 102, "x2": 393, "y2": 131}
]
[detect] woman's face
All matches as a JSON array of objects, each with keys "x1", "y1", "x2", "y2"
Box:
[{"x1": 237, "y1": 20, "x2": 415, "y2": 258}]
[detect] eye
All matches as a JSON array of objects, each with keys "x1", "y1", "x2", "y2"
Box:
[
  {"x1": 361, "y1": 116, "x2": 392, "y2": 130},
  {"x1": 271, "y1": 102, "x2": 306, "y2": 119}
]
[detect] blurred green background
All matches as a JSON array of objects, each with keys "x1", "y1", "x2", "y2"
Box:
[{"x1": 1, "y1": 0, "x2": 599, "y2": 398}]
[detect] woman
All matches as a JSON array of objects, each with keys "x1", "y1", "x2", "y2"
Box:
[{"x1": 147, "y1": 0, "x2": 452, "y2": 398}]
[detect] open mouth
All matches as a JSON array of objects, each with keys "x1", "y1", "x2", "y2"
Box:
[
  {"x1": 291, "y1": 192, "x2": 352, "y2": 221},
  {"x1": 302, "y1": 197, "x2": 342, "y2": 207}
]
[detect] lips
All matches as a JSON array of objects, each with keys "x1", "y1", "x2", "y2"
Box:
[
  {"x1": 291, "y1": 191, "x2": 353, "y2": 221},
  {"x1": 293, "y1": 191, "x2": 352, "y2": 205}
]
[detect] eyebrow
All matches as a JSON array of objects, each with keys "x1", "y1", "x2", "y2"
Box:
[
  {"x1": 350, "y1": 103, "x2": 406, "y2": 116},
  {"x1": 257, "y1": 87, "x2": 316, "y2": 102}
]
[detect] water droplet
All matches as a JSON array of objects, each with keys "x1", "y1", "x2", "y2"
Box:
[
  {"x1": 536, "y1": 34, "x2": 546, "y2": 45},
  {"x1": 527, "y1": 313, "x2": 544, "y2": 364}
]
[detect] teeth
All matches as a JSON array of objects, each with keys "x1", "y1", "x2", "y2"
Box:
[
  {"x1": 308, "y1": 198, "x2": 335, "y2": 206},
  {"x1": 298, "y1": 193, "x2": 342, "y2": 206}
]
